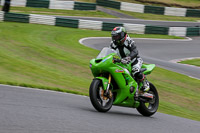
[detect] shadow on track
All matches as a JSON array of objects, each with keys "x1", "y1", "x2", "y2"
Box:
[{"x1": 77, "y1": 105, "x2": 156, "y2": 119}]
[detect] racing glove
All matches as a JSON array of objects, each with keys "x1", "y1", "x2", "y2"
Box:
[{"x1": 121, "y1": 56, "x2": 131, "y2": 64}]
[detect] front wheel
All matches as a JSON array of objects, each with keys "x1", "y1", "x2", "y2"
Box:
[
  {"x1": 89, "y1": 79, "x2": 113, "y2": 112},
  {"x1": 137, "y1": 82, "x2": 159, "y2": 116}
]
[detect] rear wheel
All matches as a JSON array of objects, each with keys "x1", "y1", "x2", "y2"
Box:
[
  {"x1": 89, "y1": 79, "x2": 113, "y2": 112},
  {"x1": 137, "y1": 82, "x2": 159, "y2": 116}
]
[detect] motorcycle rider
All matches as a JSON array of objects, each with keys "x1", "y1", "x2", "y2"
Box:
[{"x1": 110, "y1": 26, "x2": 150, "y2": 98}]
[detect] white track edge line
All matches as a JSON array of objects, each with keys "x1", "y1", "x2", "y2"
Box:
[
  {"x1": 170, "y1": 57, "x2": 200, "y2": 63},
  {"x1": 0, "y1": 84, "x2": 88, "y2": 98},
  {"x1": 79, "y1": 37, "x2": 192, "y2": 45}
]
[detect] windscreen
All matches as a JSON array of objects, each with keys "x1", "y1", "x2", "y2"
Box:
[{"x1": 96, "y1": 47, "x2": 117, "y2": 59}]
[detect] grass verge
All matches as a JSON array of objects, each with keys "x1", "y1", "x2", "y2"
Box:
[
  {"x1": 108, "y1": 8, "x2": 200, "y2": 22},
  {"x1": 0, "y1": 22, "x2": 199, "y2": 121},
  {"x1": 8, "y1": 6, "x2": 116, "y2": 18},
  {"x1": 179, "y1": 59, "x2": 200, "y2": 67},
  {"x1": 76, "y1": 0, "x2": 200, "y2": 8},
  {"x1": 2, "y1": 5, "x2": 200, "y2": 22},
  {"x1": 132, "y1": 34, "x2": 183, "y2": 39}
]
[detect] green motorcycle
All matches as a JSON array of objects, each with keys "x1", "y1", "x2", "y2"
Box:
[{"x1": 89, "y1": 47, "x2": 159, "y2": 116}]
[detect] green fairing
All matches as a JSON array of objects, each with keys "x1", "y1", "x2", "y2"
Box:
[
  {"x1": 94, "y1": 77, "x2": 109, "y2": 92},
  {"x1": 142, "y1": 64, "x2": 155, "y2": 75},
  {"x1": 89, "y1": 48, "x2": 155, "y2": 108}
]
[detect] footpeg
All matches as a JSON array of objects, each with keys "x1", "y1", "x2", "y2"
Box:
[{"x1": 139, "y1": 92, "x2": 153, "y2": 99}]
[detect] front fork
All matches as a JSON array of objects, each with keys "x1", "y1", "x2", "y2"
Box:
[{"x1": 105, "y1": 74, "x2": 111, "y2": 95}]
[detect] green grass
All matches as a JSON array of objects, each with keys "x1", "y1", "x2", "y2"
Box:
[
  {"x1": 179, "y1": 59, "x2": 200, "y2": 67},
  {"x1": 2, "y1": 5, "x2": 200, "y2": 22},
  {"x1": 132, "y1": 34, "x2": 184, "y2": 39},
  {"x1": 0, "y1": 22, "x2": 199, "y2": 121},
  {"x1": 8, "y1": 6, "x2": 116, "y2": 18},
  {"x1": 76, "y1": 0, "x2": 200, "y2": 8},
  {"x1": 150, "y1": 67, "x2": 200, "y2": 121},
  {"x1": 13, "y1": 5, "x2": 200, "y2": 22},
  {"x1": 116, "y1": 0, "x2": 200, "y2": 7},
  {"x1": 135, "y1": 0, "x2": 200, "y2": 8},
  {"x1": 109, "y1": 8, "x2": 200, "y2": 22}
]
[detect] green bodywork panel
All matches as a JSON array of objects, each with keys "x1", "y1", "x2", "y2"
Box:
[
  {"x1": 90, "y1": 53, "x2": 155, "y2": 108},
  {"x1": 95, "y1": 77, "x2": 109, "y2": 91},
  {"x1": 142, "y1": 64, "x2": 156, "y2": 75}
]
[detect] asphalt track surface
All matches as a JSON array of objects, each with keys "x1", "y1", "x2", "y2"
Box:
[
  {"x1": 80, "y1": 37, "x2": 200, "y2": 79},
  {"x1": 0, "y1": 85, "x2": 200, "y2": 133}
]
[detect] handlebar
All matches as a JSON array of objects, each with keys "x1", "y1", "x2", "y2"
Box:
[{"x1": 113, "y1": 58, "x2": 121, "y2": 63}]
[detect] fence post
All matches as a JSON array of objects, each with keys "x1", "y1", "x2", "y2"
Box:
[{"x1": 2, "y1": 0, "x2": 11, "y2": 12}]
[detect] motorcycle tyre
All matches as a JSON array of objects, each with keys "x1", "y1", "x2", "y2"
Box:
[
  {"x1": 89, "y1": 79, "x2": 113, "y2": 112},
  {"x1": 136, "y1": 82, "x2": 159, "y2": 116}
]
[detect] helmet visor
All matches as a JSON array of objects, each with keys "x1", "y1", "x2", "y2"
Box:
[{"x1": 112, "y1": 34, "x2": 120, "y2": 41}]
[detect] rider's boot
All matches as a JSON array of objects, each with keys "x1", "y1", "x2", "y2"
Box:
[
  {"x1": 142, "y1": 79, "x2": 150, "y2": 92},
  {"x1": 138, "y1": 74, "x2": 153, "y2": 99}
]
